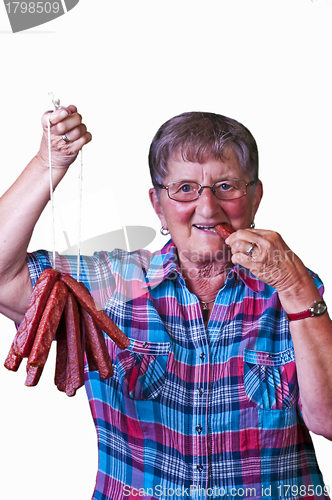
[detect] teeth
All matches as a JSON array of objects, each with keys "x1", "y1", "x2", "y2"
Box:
[{"x1": 195, "y1": 225, "x2": 216, "y2": 232}]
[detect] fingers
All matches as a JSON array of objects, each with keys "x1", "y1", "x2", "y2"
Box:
[
  {"x1": 230, "y1": 240, "x2": 257, "y2": 259},
  {"x1": 51, "y1": 113, "x2": 83, "y2": 136},
  {"x1": 60, "y1": 123, "x2": 87, "y2": 143},
  {"x1": 225, "y1": 227, "x2": 298, "y2": 291},
  {"x1": 225, "y1": 229, "x2": 275, "y2": 268},
  {"x1": 42, "y1": 106, "x2": 76, "y2": 127},
  {"x1": 73, "y1": 130, "x2": 93, "y2": 150},
  {"x1": 39, "y1": 105, "x2": 92, "y2": 168},
  {"x1": 42, "y1": 105, "x2": 88, "y2": 141},
  {"x1": 226, "y1": 229, "x2": 265, "y2": 258}
]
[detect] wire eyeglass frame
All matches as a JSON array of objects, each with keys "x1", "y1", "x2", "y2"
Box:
[{"x1": 156, "y1": 179, "x2": 256, "y2": 202}]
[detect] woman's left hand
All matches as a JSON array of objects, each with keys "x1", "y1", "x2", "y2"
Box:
[{"x1": 225, "y1": 228, "x2": 309, "y2": 295}]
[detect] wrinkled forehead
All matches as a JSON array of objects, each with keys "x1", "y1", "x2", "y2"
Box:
[
  {"x1": 167, "y1": 143, "x2": 244, "y2": 172},
  {"x1": 165, "y1": 145, "x2": 246, "y2": 182},
  {"x1": 170, "y1": 139, "x2": 235, "y2": 163}
]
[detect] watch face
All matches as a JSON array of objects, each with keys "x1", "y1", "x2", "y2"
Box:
[{"x1": 312, "y1": 301, "x2": 327, "y2": 316}]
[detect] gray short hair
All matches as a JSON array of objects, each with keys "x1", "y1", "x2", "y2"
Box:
[{"x1": 148, "y1": 112, "x2": 259, "y2": 193}]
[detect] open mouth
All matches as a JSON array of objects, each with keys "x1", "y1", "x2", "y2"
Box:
[{"x1": 193, "y1": 224, "x2": 218, "y2": 233}]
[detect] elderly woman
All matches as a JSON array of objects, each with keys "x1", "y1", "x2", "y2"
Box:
[{"x1": 0, "y1": 107, "x2": 331, "y2": 500}]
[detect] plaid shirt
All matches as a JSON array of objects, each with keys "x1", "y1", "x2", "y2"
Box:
[{"x1": 26, "y1": 240, "x2": 329, "y2": 500}]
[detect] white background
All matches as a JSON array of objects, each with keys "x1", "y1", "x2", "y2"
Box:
[{"x1": 0, "y1": 0, "x2": 332, "y2": 498}]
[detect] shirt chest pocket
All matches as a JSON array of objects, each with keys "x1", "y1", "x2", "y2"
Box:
[
  {"x1": 116, "y1": 339, "x2": 170, "y2": 401},
  {"x1": 243, "y1": 347, "x2": 299, "y2": 410}
]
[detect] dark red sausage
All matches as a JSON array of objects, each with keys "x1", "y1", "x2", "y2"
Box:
[
  {"x1": 28, "y1": 281, "x2": 68, "y2": 368},
  {"x1": 14, "y1": 268, "x2": 60, "y2": 357},
  {"x1": 81, "y1": 307, "x2": 114, "y2": 379},
  {"x1": 215, "y1": 223, "x2": 235, "y2": 240},
  {"x1": 25, "y1": 364, "x2": 43, "y2": 387},
  {"x1": 82, "y1": 308, "x2": 98, "y2": 372},
  {"x1": 4, "y1": 343, "x2": 23, "y2": 372},
  {"x1": 64, "y1": 293, "x2": 85, "y2": 397},
  {"x1": 60, "y1": 274, "x2": 130, "y2": 350},
  {"x1": 54, "y1": 313, "x2": 67, "y2": 392}
]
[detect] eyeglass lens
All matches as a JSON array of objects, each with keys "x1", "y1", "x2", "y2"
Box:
[{"x1": 168, "y1": 180, "x2": 248, "y2": 201}]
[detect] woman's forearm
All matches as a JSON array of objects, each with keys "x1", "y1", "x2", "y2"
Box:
[
  {"x1": 279, "y1": 279, "x2": 332, "y2": 440},
  {"x1": 0, "y1": 156, "x2": 67, "y2": 280}
]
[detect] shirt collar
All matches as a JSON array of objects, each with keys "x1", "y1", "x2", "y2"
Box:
[
  {"x1": 144, "y1": 239, "x2": 183, "y2": 289},
  {"x1": 144, "y1": 239, "x2": 266, "y2": 294}
]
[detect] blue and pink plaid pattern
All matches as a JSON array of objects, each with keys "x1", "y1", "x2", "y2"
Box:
[{"x1": 26, "y1": 240, "x2": 329, "y2": 500}]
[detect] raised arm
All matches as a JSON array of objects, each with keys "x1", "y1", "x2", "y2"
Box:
[{"x1": 0, "y1": 105, "x2": 92, "y2": 324}]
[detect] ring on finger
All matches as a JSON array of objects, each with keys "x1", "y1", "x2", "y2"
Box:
[
  {"x1": 62, "y1": 134, "x2": 71, "y2": 144},
  {"x1": 245, "y1": 243, "x2": 255, "y2": 257}
]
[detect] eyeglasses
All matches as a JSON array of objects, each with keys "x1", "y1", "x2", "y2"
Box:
[{"x1": 157, "y1": 179, "x2": 256, "y2": 202}]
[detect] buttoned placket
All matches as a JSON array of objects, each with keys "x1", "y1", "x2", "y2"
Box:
[
  {"x1": 191, "y1": 307, "x2": 211, "y2": 497},
  {"x1": 191, "y1": 274, "x2": 238, "y2": 497}
]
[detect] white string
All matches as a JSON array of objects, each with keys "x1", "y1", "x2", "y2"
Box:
[
  {"x1": 47, "y1": 116, "x2": 56, "y2": 270},
  {"x1": 77, "y1": 149, "x2": 83, "y2": 282},
  {"x1": 47, "y1": 93, "x2": 84, "y2": 280}
]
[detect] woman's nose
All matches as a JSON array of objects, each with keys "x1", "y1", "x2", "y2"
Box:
[{"x1": 195, "y1": 186, "x2": 221, "y2": 217}]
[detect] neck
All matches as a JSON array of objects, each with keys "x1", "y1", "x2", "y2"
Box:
[{"x1": 179, "y1": 255, "x2": 233, "y2": 303}]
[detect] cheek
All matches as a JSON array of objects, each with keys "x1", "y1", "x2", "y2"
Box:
[
  {"x1": 164, "y1": 204, "x2": 194, "y2": 227},
  {"x1": 223, "y1": 200, "x2": 252, "y2": 226}
]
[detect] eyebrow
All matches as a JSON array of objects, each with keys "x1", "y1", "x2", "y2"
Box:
[{"x1": 167, "y1": 178, "x2": 235, "y2": 183}]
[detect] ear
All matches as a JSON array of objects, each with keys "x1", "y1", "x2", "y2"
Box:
[
  {"x1": 149, "y1": 188, "x2": 167, "y2": 229},
  {"x1": 251, "y1": 180, "x2": 263, "y2": 221}
]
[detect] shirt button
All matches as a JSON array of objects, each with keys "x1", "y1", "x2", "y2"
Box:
[
  {"x1": 197, "y1": 388, "x2": 204, "y2": 396},
  {"x1": 196, "y1": 425, "x2": 203, "y2": 433},
  {"x1": 142, "y1": 342, "x2": 148, "y2": 348},
  {"x1": 196, "y1": 464, "x2": 203, "y2": 472},
  {"x1": 200, "y1": 352, "x2": 205, "y2": 360}
]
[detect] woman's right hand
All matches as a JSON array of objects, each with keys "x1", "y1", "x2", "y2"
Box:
[{"x1": 36, "y1": 105, "x2": 92, "y2": 169}]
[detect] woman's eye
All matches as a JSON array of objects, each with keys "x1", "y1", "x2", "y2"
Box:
[
  {"x1": 220, "y1": 183, "x2": 232, "y2": 191},
  {"x1": 180, "y1": 184, "x2": 193, "y2": 192}
]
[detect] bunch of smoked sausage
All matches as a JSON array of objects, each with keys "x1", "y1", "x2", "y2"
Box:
[{"x1": 4, "y1": 269, "x2": 130, "y2": 396}]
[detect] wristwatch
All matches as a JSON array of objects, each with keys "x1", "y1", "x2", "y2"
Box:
[{"x1": 286, "y1": 300, "x2": 327, "y2": 321}]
